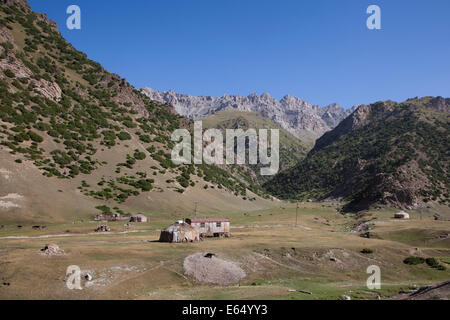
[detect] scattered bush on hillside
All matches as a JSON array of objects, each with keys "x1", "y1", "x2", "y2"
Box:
[{"x1": 403, "y1": 256, "x2": 425, "y2": 265}]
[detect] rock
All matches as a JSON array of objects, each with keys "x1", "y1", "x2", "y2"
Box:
[
  {"x1": 341, "y1": 295, "x2": 351, "y2": 300},
  {"x1": 394, "y1": 211, "x2": 410, "y2": 219},
  {"x1": 85, "y1": 274, "x2": 92, "y2": 281},
  {"x1": 142, "y1": 88, "x2": 352, "y2": 137},
  {"x1": 95, "y1": 225, "x2": 111, "y2": 232},
  {"x1": 330, "y1": 257, "x2": 337, "y2": 262},
  {"x1": 40, "y1": 244, "x2": 64, "y2": 256},
  {"x1": 2, "y1": 0, "x2": 32, "y2": 13}
]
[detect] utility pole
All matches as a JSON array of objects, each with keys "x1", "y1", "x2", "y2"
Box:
[
  {"x1": 194, "y1": 202, "x2": 198, "y2": 216},
  {"x1": 295, "y1": 202, "x2": 299, "y2": 227}
]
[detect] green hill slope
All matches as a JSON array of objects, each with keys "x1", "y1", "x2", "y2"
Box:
[
  {"x1": 0, "y1": 1, "x2": 272, "y2": 223},
  {"x1": 264, "y1": 97, "x2": 450, "y2": 212},
  {"x1": 202, "y1": 110, "x2": 314, "y2": 184}
]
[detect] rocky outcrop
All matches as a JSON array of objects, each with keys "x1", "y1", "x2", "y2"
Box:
[
  {"x1": 34, "y1": 79, "x2": 62, "y2": 101},
  {"x1": 142, "y1": 88, "x2": 353, "y2": 137},
  {"x1": 1, "y1": 0, "x2": 31, "y2": 12},
  {"x1": 0, "y1": 25, "x2": 61, "y2": 101}
]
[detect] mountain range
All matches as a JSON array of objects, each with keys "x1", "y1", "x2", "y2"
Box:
[
  {"x1": 0, "y1": 0, "x2": 448, "y2": 223},
  {"x1": 142, "y1": 87, "x2": 356, "y2": 138}
]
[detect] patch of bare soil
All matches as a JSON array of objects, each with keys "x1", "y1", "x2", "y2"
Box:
[
  {"x1": 82, "y1": 265, "x2": 148, "y2": 290},
  {"x1": 183, "y1": 253, "x2": 246, "y2": 286}
]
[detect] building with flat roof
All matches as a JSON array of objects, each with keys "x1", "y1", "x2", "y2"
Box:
[{"x1": 185, "y1": 218, "x2": 230, "y2": 238}]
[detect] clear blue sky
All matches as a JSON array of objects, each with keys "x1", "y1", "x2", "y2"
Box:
[{"x1": 28, "y1": 0, "x2": 450, "y2": 108}]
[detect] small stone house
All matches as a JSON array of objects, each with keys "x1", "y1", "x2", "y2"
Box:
[
  {"x1": 185, "y1": 218, "x2": 230, "y2": 238},
  {"x1": 130, "y1": 214, "x2": 148, "y2": 223}
]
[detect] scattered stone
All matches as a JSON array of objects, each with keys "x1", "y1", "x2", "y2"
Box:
[
  {"x1": 351, "y1": 221, "x2": 375, "y2": 233},
  {"x1": 95, "y1": 225, "x2": 111, "y2": 232},
  {"x1": 394, "y1": 211, "x2": 410, "y2": 219},
  {"x1": 341, "y1": 295, "x2": 351, "y2": 300},
  {"x1": 40, "y1": 244, "x2": 64, "y2": 256}
]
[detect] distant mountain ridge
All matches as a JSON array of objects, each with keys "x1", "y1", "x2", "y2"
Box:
[
  {"x1": 142, "y1": 88, "x2": 356, "y2": 138},
  {"x1": 264, "y1": 96, "x2": 450, "y2": 212}
]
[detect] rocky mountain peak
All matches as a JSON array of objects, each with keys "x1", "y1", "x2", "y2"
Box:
[{"x1": 142, "y1": 87, "x2": 353, "y2": 137}]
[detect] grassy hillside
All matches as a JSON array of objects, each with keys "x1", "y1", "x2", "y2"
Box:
[
  {"x1": 202, "y1": 110, "x2": 314, "y2": 184},
  {"x1": 264, "y1": 97, "x2": 450, "y2": 212},
  {"x1": 0, "y1": 1, "x2": 273, "y2": 223}
]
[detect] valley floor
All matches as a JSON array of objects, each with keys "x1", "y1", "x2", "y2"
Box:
[{"x1": 0, "y1": 203, "x2": 449, "y2": 300}]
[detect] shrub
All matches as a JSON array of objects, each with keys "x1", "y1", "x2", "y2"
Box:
[
  {"x1": 95, "y1": 205, "x2": 112, "y2": 215},
  {"x1": 3, "y1": 69, "x2": 15, "y2": 78},
  {"x1": 28, "y1": 130, "x2": 43, "y2": 143},
  {"x1": 139, "y1": 135, "x2": 151, "y2": 143},
  {"x1": 134, "y1": 151, "x2": 146, "y2": 160},
  {"x1": 403, "y1": 256, "x2": 425, "y2": 265},
  {"x1": 425, "y1": 258, "x2": 440, "y2": 268},
  {"x1": 117, "y1": 131, "x2": 131, "y2": 141}
]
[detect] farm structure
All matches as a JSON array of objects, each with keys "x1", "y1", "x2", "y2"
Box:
[
  {"x1": 130, "y1": 214, "x2": 148, "y2": 223},
  {"x1": 159, "y1": 221, "x2": 200, "y2": 243},
  {"x1": 94, "y1": 214, "x2": 129, "y2": 222},
  {"x1": 186, "y1": 218, "x2": 231, "y2": 238}
]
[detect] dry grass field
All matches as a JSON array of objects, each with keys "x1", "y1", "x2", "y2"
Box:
[{"x1": 0, "y1": 202, "x2": 449, "y2": 300}]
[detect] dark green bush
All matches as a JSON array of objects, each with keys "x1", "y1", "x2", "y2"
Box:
[
  {"x1": 134, "y1": 151, "x2": 146, "y2": 160},
  {"x1": 28, "y1": 130, "x2": 43, "y2": 143},
  {"x1": 3, "y1": 69, "x2": 15, "y2": 78},
  {"x1": 117, "y1": 131, "x2": 131, "y2": 141},
  {"x1": 403, "y1": 256, "x2": 425, "y2": 265}
]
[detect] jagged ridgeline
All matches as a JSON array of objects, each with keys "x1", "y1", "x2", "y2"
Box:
[
  {"x1": 264, "y1": 97, "x2": 450, "y2": 212},
  {"x1": 0, "y1": 1, "x2": 268, "y2": 219}
]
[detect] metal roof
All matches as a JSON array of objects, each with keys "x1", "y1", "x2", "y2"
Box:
[{"x1": 187, "y1": 218, "x2": 230, "y2": 223}]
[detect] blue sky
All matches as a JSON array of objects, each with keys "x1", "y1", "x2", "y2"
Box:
[{"x1": 28, "y1": 0, "x2": 450, "y2": 108}]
